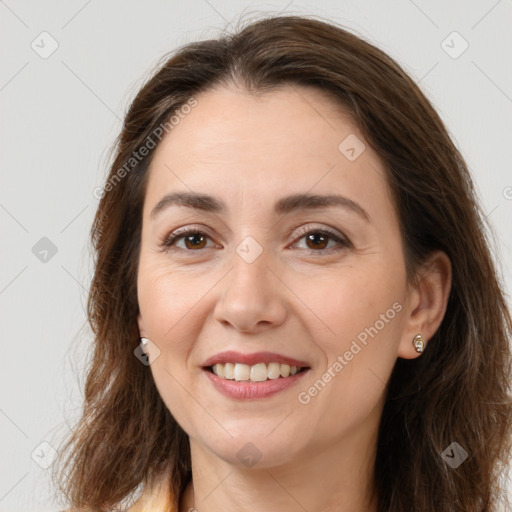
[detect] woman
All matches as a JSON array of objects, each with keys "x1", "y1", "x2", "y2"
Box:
[{"x1": 52, "y1": 14, "x2": 512, "y2": 512}]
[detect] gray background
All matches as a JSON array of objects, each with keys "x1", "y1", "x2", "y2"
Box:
[{"x1": 1, "y1": 1, "x2": 511, "y2": 510}]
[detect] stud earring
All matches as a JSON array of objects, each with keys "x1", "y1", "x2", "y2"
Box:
[
  {"x1": 140, "y1": 337, "x2": 149, "y2": 347},
  {"x1": 413, "y1": 334, "x2": 424, "y2": 353}
]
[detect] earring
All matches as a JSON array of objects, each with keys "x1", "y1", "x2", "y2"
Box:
[
  {"x1": 140, "y1": 337, "x2": 149, "y2": 346},
  {"x1": 413, "y1": 334, "x2": 424, "y2": 353}
]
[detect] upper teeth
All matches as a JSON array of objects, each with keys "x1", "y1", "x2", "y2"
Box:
[{"x1": 211, "y1": 362, "x2": 301, "y2": 381}]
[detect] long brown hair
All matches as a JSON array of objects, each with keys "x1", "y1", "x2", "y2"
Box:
[{"x1": 52, "y1": 14, "x2": 512, "y2": 512}]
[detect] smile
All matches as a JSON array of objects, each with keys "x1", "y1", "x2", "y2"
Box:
[
  {"x1": 208, "y1": 362, "x2": 307, "y2": 381},
  {"x1": 201, "y1": 350, "x2": 311, "y2": 399}
]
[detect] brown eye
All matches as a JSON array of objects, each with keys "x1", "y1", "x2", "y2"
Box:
[
  {"x1": 181, "y1": 232, "x2": 208, "y2": 250},
  {"x1": 160, "y1": 229, "x2": 214, "y2": 252},
  {"x1": 293, "y1": 228, "x2": 350, "y2": 254},
  {"x1": 305, "y1": 232, "x2": 329, "y2": 251}
]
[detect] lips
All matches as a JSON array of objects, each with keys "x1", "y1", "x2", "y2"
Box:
[{"x1": 201, "y1": 351, "x2": 311, "y2": 399}]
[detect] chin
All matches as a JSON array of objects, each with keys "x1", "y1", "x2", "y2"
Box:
[{"x1": 199, "y1": 428, "x2": 305, "y2": 469}]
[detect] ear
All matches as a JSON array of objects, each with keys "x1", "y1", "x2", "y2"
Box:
[{"x1": 397, "y1": 250, "x2": 452, "y2": 359}]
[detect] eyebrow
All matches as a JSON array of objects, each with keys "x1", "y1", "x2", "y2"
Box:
[{"x1": 150, "y1": 192, "x2": 370, "y2": 222}]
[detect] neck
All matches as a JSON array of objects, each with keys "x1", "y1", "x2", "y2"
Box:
[{"x1": 180, "y1": 414, "x2": 380, "y2": 512}]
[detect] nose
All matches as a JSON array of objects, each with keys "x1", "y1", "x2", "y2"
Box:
[{"x1": 213, "y1": 243, "x2": 288, "y2": 333}]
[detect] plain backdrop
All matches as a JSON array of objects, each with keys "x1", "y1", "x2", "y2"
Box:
[{"x1": 1, "y1": 1, "x2": 511, "y2": 510}]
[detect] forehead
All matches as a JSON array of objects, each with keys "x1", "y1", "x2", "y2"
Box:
[
  {"x1": 144, "y1": 84, "x2": 394, "y2": 223},
  {"x1": 151, "y1": 84, "x2": 358, "y2": 164}
]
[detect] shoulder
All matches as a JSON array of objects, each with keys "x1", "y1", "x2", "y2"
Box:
[
  {"x1": 58, "y1": 474, "x2": 176, "y2": 512},
  {"x1": 127, "y1": 474, "x2": 176, "y2": 512}
]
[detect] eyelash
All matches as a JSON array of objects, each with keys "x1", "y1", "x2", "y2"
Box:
[{"x1": 158, "y1": 225, "x2": 351, "y2": 256}]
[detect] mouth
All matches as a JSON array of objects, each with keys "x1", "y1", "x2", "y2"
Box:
[
  {"x1": 201, "y1": 350, "x2": 311, "y2": 382},
  {"x1": 201, "y1": 351, "x2": 311, "y2": 399},
  {"x1": 204, "y1": 362, "x2": 310, "y2": 382}
]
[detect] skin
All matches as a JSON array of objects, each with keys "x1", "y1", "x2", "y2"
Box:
[{"x1": 136, "y1": 84, "x2": 452, "y2": 512}]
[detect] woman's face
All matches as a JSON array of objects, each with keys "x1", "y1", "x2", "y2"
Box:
[{"x1": 137, "y1": 84, "x2": 417, "y2": 468}]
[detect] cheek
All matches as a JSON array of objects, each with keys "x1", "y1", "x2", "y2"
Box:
[
  {"x1": 137, "y1": 265, "x2": 208, "y2": 431},
  {"x1": 137, "y1": 262, "x2": 223, "y2": 416},
  {"x1": 293, "y1": 262, "x2": 405, "y2": 430},
  {"x1": 295, "y1": 261, "x2": 405, "y2": 357},
  {"x1": 138, "y1": 264, "x2": 206, "y2": 345}
]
